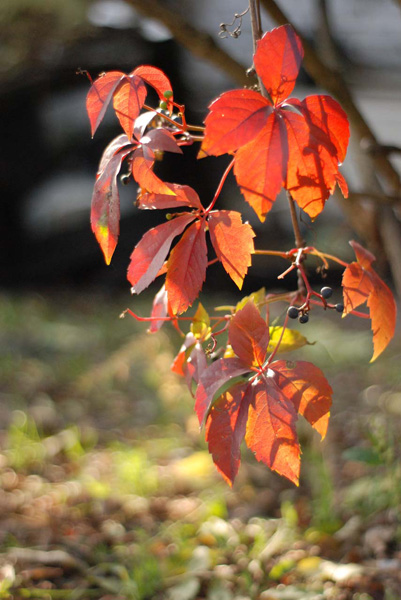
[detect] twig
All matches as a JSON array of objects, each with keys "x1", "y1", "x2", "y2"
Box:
[
  {"x1": 125, "y1": 0, "x2": 249, "y2": 86},
  {"x1": 287, "y1": 192, "x2": 305, "y2": 249}
]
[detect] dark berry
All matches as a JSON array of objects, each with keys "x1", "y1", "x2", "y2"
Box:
[
  {"x1": 298, "y1": 313, "x2": 309, "y2": 324},
  {"x1": 320, "y1": 286, "x2": 333, "y2": 299},
  {"x1": 159, "y1": 100, "x2": 168, "y2": 110},
  {"x1": 335, "y1": 303, "x2": 344, "y2": 313},
  {"x1": 287, "y1": 306, "x2": 299, "y2": 319}
]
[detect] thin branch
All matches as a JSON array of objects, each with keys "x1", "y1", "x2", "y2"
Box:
[
  {"x1": 125, "y1": 0, "x2": 249, "y2": 86},
  {"x1": 287, "y1": 192, "x2": 305, "y2": 249}
]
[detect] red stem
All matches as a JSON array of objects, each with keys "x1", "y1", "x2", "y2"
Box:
[{"x1": 205, "y1": 159, "x2": 235, "y2": 213}]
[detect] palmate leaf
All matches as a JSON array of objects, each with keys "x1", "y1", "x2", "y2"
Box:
[
  {"x1": 342, "y1": 241, "x2": 397, "y2": 361},
  {"x1": 197, "y1": 302, "x2": 332, "y2": 485},
  {"x1": 201, "y1": 24, "x2": 350, "y2": 221},
  {"x1": 86, "y1": 66, "x2": 173, "y2": 139}
]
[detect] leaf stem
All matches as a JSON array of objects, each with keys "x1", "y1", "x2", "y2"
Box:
[
  {"x1": 254, "y1": 249, "x2": 290, "y2": 258},
  {"x1": 205, "y1": 158, "x2": 235, "y2": 213},
  {"x1": 266, "y1": 313, "x2": 290, "y2": 365}
]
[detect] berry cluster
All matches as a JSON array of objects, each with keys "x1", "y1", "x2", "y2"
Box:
[{"x1": 287, "y1": 286, "x2": 344, "y2": 325}]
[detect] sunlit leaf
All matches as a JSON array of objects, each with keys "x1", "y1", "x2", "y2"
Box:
[
  {"x1": 267, "y1": 327, "x2": 308, "y2": 354},
  {"x1": 166, "y1": 220, "x2": 208, "y2": 314},
  {"x1": 342, "y1": 241, "x2": 397, "y2": 361},
  {"x1": 127, "y1": 214, "x2": 196, "y2": 294},
  {"x1": 208, "y1": 210, "x2": 255, "y2": 288},
  {"x1": 228, "y1": 302, "x2": 269, "y2": 367}
]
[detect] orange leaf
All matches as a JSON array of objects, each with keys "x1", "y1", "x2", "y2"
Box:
[
  {"x1": 245, "y1": 379, "x2": 300, "y2": 485},
  {"x1": 208, "y1": 210, "x2": 255, "y2": 287},
  {"x1": 166, "y1": 220, "x2": 208, "y2": 314},
  {"x1": 127, "y1": 214, "x2": 196, "y2": 294},
  {"x1": 91, "y1": 139, "x2": 133, "y2": 264},
  {"x1": 228, "y1": 302, "x2": 269, "y2": 367},
  {"x1": 254, "y1": 25, "x2": 303, "y2": 106},
  {"x1": 112, "y1": 75, "x2": 147, "y2": 139},
  {"x1": 138, "y1": 183, "x2": 203, "y2": 211},
  {"x1": 272, "y1": 360, "x2": 332, "y2": 439},
  {"x1": 233, "y1": 113, "x2": 286, "y2": 221},
  {"x1": 200, "y1": 25, "x2": 350, "y2": 222},
  {"x1": 86, "y1": 71, "x2": 125, "y2": 137},
  {"x1": 342, "y1": 241, "x2": 397, "y2": 361},
  {"x1": 131, "y1": 146, "x2": 173, "y2": 195},
  {"x1": 205, "y1": 383, "x2": 251, "y2": 486},
  {"x1": 200, "y1": 89, "x2": 271, "y2": 157},
  {"x1": 132, "y1": 65, "x2": 173, "y2": 105}
]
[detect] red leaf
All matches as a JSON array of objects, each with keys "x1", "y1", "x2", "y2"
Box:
[
  {"x1": 254, "y1": 25, "x2": 303, "y2": 106},
  {"x1": 283, "y1": 110, "x2": 342, "y2": 218},
  {"x1": 112, "y1": 75, "x2": 147, "y2": 139},
  {"x1": 86, "y1": 71, "x2": 125, "y2": 137},
  {"x1": 233, "y1": 113, "x2": 286, "y2": 221},
  {"x1": 272, "y1": 360, "x2": 332, "y2": 439},
  {"x1": 91, "y1": 142, "x2": 132, "y2": 264},
  {"x1": 165, "y1": 220, "x2": 208, "y2": 314},
  {"x1": 228, "y1": 302, "x2": 269, "y2": 367},
  {"x1": 200, "y1": 90, "x2": 271, "y2": 156},
  {"x1": 205, "y1": 383, "x2": 251, "y2": 486},
  {"x1": 147, "y1": 284, "x2": 168, "y2": 333},
  {"x1": 131, "y1": 145, "x2": 173, "y2": 195},
  {"x1": 286, "y1": 95, "x2": 349, "y2": 164},
  {"x1": 138, "y1": 183, "x2": 203, "y2": 210},
  {"x1": 195, "y1": 357, "x2": 250, "y2": 426},
  {"x1": 127, "y1": 214, "x2": 196, "y2": 294},
  {"x1": 132, "y1": 65, "x2": 173, "y2": 104},
  {"x1": 208, "y1": 211, "x2": 255, "y2": 288},
  {"x1": 200, "y1": 25, "x2": 350, "y2": 222},
  {"x1": 245, "y1": 378, "x2": 300, "y2": 485},
  {"x1": 342, "y1": 241, "x2": 397, "y2": 361}
]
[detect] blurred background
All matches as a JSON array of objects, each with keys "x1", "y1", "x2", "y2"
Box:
[
  {"x1": 1, "y1": 0, "x2": 401, "y2": 290},
  {"x1": 0, "y1": 1, "x2": 401, "y2": 598}
]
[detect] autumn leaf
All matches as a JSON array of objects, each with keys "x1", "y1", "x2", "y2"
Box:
[
  {"x1": 112, "y1": 75, "x2": 147, "y2": 140},
  {"x1": 137, "y1": 183, "x2": 203, "y2": 210},
  {"x1": 128, "y1": 214, "x2": 196, "y2": 294},
  {"x1": 91, "y1": 136, "x2": 133, "y2": 264},
  {"x1": 208, "y1": 210, "x2": 255, "y2": 289},
  {"x1": 196, "y1": 302, "x2": 332, "y2": 485},
  {"x1": 201, "y1": 24, "x2": 349, "y2": 221},
  {"x1": 166, "y1": 220, "x2": 208, "y2": 314},
  {"x1": 205, "y1": 383, "x2": 252, "y2": 486},
  {"x1": 272, "y1": 360, "x2": 332, "y2": 439},
  {"x1": 342, "y1": 241, "x2": 397, "y2": 361},
  {"x1": 86, "y1": 71, "x2": 125, "y2": 137},
  {"x1": 228, "y1": 302, "x2": 269, "y2": 367},
  {"x1": 245, "y1": 378, "x2": 300, "y2": 485}
]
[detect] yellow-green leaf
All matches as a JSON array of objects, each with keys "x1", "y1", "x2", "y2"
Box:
[
  {"x1": 191, "y1": 302, "x2": 211, "y2": 340},
  {"x1": 236, "y1": 287, "x2": 266, "y2": 312},
  {"x1": 267, "y1": 326, "x2": 308, "y2": 353}
]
